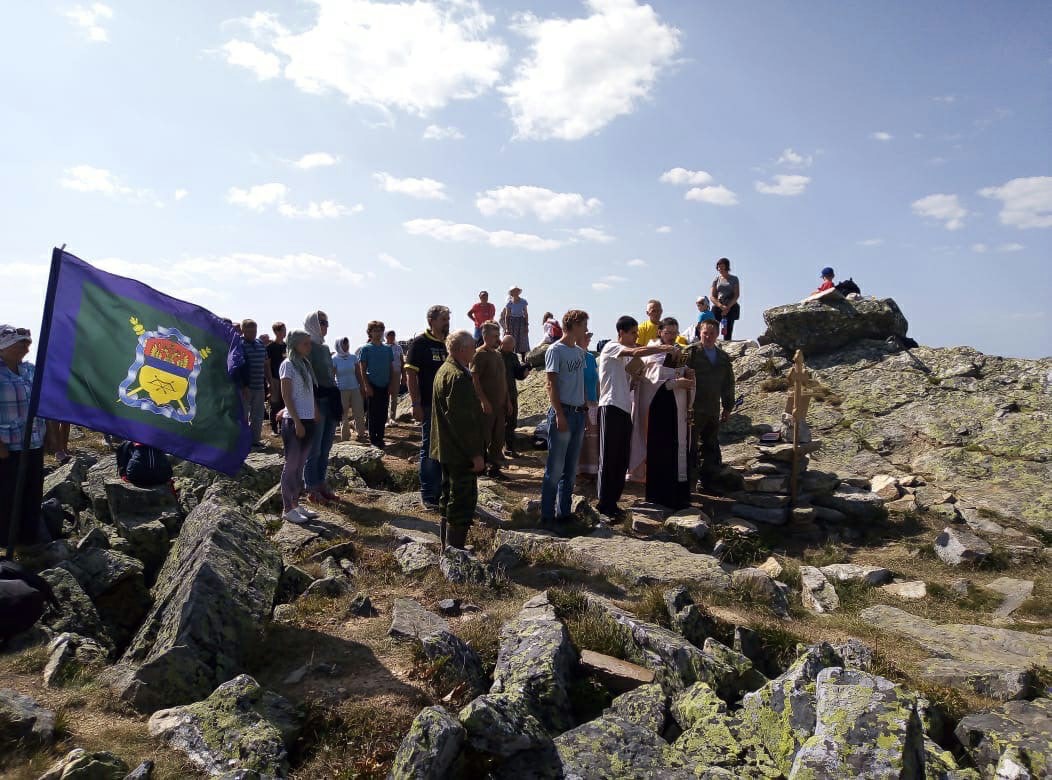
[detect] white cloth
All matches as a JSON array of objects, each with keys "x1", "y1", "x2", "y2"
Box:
[
  {"x1": 389, "y1": 342, "x2": 404, "y2": 369},
  {"x1": 279, "y1": 359, "x2": 315, "y2": 420},
  {"x1": 628, "y1": 341, "x2": 695, "y2": 483},
  {"x1": 598, "y1": 341, "x2": 632, "y2": 413}
]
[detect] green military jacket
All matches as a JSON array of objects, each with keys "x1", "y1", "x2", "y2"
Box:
[
  {"x1": 430, "y1": 357, "x2": 485, "y2": 467},
  {"x1": 684, "y1": 343, "x2": 735, "y2": 419}
]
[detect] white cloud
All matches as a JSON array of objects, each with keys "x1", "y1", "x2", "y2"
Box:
[
  {"x1": 978, "y1": 176, "x2": 1052, "y2": 229},
  {"x1": 660, "y1": 168, "x2": 712, "y2": 186},
  {"x1": 998, "y1": 242, "x2": 1024, "y2": 252},
  {"x1": 776, "y1": 148, "x2": 813, "y2": 168},
  {"x1": 870, "y1": 131, "x2": 893, "y2": 141},
  {"x1": 220, "y1": 40, "x2": 281, "y2": 80},
  {"x1": 404, "y1": 218, "x2": 563, "y2": 251},
  {"x1": 755, "y1": 174, "x2": 811, "y2": 196},
  {"x1": 61, "y1": 165, "x2": 131, "y2": 196},
  {"x1": 173, "y1": 188, "x2": 189, "y2": 201},
  {"x1": 379, "y1": 252, "x2": 411, "y2": 271},
  {"x1": 685, "y1": 185, "x2": 739, "y2": 206},
  {"x1": 227, "y1": 182, "x2": 288, "y2": 211},
  {"x1": 476, "y1": 185, "x2": 601, "y2": 221},
  {"x1": 222, "y1": 1, "x2": 507, "y2": 115},
  {"x1": 374, "y1": 172, "x2": 448, "y2": 200},
  {"x1": 64, "y1": 3, "x2": 112, "y2": 42},
  {"x1": 932, "y1": 95, "x2": 956, "y2": 104},
  {"x1": 911, "y1": 193, "x2": 967, "y2": 230},
  {"x1": 655, "y1": 226, "x2": 671, "y2": 234},
  {"x1": 423, "y1": 124, "x2": 464, "y2": 140},
  {"x1": 857, "y1": 238, "x2": 883, "y2": 247},
  {"x1": 502, "y1": 0, "x2": 681, "y2": 140},
  {"x1": 575, "y1": 227, "x2": 614, "y2": 243},
  {"x1": 972, "y1": 243, "x2": 989, "y2": 253},
  {"x1": 627, "y1": 258, "x2": 648, "y2": 267},
  {"x1": 591, "y1": 281, "x2": 612, "y2": 291},
  {"x1": 601, "y1": 274, "x2": 627, "y2": 283},
  {"x1": 293, "y1": 152, "x2": 339, "y2": 169},
  {"x1": 278, "y1": 200, "x2": 363, "y2": 219}
]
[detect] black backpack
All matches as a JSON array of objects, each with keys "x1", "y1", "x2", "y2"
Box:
[
  {"x1": 835, "y1": 278, "x2": 861, "y2": 296},
  {"x1": 116, "y1": 442, "x2": 174, "y2": 487}
]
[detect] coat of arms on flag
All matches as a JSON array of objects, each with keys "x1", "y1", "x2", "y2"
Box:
[{"x1": 118, "y1": 318, "x2": 212, "y2": 423}]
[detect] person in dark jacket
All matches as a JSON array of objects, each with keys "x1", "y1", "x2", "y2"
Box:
[
  {"x1": 500, "y1": 335, "x2": 529, "y2": 457},
  {"x1": 430, "y1": 330, "x2": 485, "y2": 550},
  {"x1": 683, "y1": 317, "x2": 735, "y2": 491},
  {"x1": 0, "y1": 560, "x2": 58, "y2": 641}
]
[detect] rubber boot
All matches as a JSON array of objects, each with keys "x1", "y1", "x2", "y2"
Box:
[
  {"x1": 439, "y1": 519, "x2": 448, "y2": 550},
  {"x1": 445, "y1": 524, "x2": 469, "y2": 550}
]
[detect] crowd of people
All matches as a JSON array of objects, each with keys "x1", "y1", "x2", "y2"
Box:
[{"x1": 1, "y1": 257, "x2": 760, "y2": 553}]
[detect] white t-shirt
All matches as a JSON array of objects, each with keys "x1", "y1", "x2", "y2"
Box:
[
  {"x1": 389, "y1": 342, "x2": 404, "y2": 369},
  {"x1": 598, "y1": 341, "x2": 632, "y2": 413},
  {"x1": 279, "y1": 359, "x2": 316, "y2": 420}
]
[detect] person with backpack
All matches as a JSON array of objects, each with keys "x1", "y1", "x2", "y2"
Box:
[
  {"x1": 814, "y1": 267, "x2": 836, "y2": 294},
  {"x1": 116, "y1": 441, "x2": 173, "y2": 487}
]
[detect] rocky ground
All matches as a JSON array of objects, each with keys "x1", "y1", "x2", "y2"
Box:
[{"x1": 0, "y1": 298, "x2": 1049, "y2": 779}]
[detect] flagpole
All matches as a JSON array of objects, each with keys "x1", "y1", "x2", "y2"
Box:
[{"x1": 6, "y1": 246, "x2": 65, "y2": 558}]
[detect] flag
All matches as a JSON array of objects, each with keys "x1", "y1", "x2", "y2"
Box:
[{"x1": 32, "y1": 248, "x2": 251, "y2": 475}]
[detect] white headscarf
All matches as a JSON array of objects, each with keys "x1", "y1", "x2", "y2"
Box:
[
  {"x1": 334, "y1": 337, "x2": 350, "y2": 357},
  {"x1": 304, "y1": 311, "x2": 326, "y2": 345}
]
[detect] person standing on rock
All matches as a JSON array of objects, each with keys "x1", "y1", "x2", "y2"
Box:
[
  {"x1": 540, "y1": 309, "x2": 590, "y2": 533},
  {"x1": 332, "y1": 337, "x2": 367, "y2": 443},
  {"x1": 470, "y1": 321, "x2": 510, "y2": 479},
  {"x1": 239, "y1": 319, "x2": 269, "y2": 448},
  {"x1": 303, "y1": 311, "x2": 339, "y2": 504},
  {"x1": 357, "y1": 321, "x2": 395, "y2": 449},
  {"x1": 265, "y1": 322, "x2": 287, "y2": 435},
  {"x1": 406, "y1": 305, "x2": 450, "y2": 509},
  {"x1": 500, "y1": 334, "x2": 529, "y2": 458},
  {"x1": 430, "y1": 330, "x2": 485, "y2": 549},
  {"x1": 385, "y1": 329, "x2": 405, "y2": 425},
  {"x1": 709, "y1": 257, "x2": 741, "y2": 341},
  {"x1": 277, "y1": 330, "x2": 320, "y2": 524},
  {"x1": 466, "y1": 290, "x2": 495, "y2": 345},
  {"x1": 635, "y1": 299, "x2": 663, "y2": 346},
  {"x1": 499, "y1": 286, "x2": 529, "y2": 361},
  {"x1": 683, "y1": 317, "x2": 735, "y2": 492},
  {"x1": 597, "y1": 316, "x2": 675, "y2": 520}
]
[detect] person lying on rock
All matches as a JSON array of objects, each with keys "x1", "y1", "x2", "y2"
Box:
[{"x1": 430, "y1": 329, "x2": 485, "y2": 550}]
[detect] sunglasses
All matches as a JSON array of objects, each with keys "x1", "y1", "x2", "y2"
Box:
[{"x1": 1, "y1": 327, "x2": 30, "y2": 337}]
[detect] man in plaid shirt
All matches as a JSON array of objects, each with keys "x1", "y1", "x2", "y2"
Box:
[{"x1": 0, "y1": 324, "x2": 48, "y2": 547}]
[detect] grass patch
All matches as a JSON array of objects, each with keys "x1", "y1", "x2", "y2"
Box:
[
  {"x1": 832, "y1": 580, "x2": 874, "y2": 611},
  {"x1": 802, "y1": 543, "x2": 849, "y2": 568},
  {"x1": 452, "y1": 614, "x2": 503, "y2": 674},
  {"x1": 549, "y1": 588, "x2": 634, "y2": 661},
  {"x1": 759, "y1": 377, "x2": 789, "y2": 393},
  {"x1": 808, "y1": 382, "x2": 842, "y2": 406},
  {"x1": 628, "y1": 584, "x2": 673, "y2": 629},
  {"x1": 10, "y1": 645, "x2": 50, "y2": 674},
  {"x1": 709, "y1": 525, "x2": 772, "y2": 566}
]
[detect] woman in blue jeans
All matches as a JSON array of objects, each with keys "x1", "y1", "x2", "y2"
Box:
[{"x1": 303, "y1": 310, "x2": 338, "y2": 504}]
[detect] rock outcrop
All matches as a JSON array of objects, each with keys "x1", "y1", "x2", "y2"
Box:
[{"x1": 761, "y1": 297, "x2": 909, "y2": 354}]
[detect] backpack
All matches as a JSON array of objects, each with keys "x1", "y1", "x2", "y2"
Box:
[
  {"x1": 116, "y1": 442, "x2": 174, "y2": 487},
  {"x1": 835, "y1": 278, "x2": 861, "y2": 296}
]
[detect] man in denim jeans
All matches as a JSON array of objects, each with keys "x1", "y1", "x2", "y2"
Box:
[
  {"x1": 540, "y1": 309, "x2": 589, "y2": 533},
  {"x1": 406, "y1": 305, "x2": 450, "y2": 510}
]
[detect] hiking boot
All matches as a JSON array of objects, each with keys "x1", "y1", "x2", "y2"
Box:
[
  {"x1": 445, "y1": 524, "x2": 469, "y2": 550},
  {"x1": 486, "y1": 466, "x2": 509, "y2": 480},
  {"x1": 440, "y1": 519, "x2": 447, "y2": 550}
]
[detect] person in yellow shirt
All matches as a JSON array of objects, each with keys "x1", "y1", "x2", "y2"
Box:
[{"x1": 636, "y1": 299, "x2": 663, "y2": 346}]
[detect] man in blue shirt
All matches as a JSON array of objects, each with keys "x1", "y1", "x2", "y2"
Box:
[
  {"x1": 357, "y1": 320, "x2": 395, "y2": 449},
  {"x1": 540, "y1": 309, "x2": 589, "y2": 532},
  {"x1": 240, "y1": 319, "x2": 269, "y2": 448}
]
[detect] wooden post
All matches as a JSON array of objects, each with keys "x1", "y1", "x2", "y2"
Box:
[{"x1": 787, "y1": 350, "x2": 809, "y2": 509}]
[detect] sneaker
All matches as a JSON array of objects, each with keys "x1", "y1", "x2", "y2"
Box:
[
  {"x1": 283, "y1": 508, "x2": 307, "y2": 524},
  {"x1": 298, "y1": 505, "x2": 320, "y2": 519}
]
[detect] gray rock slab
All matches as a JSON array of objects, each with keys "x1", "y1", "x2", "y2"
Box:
[
  {"x1": 0, "y1": 688, "x2": 55, "y2": 748},
  {"x1": 395, "y1": 542, "x2": 439, "y2": 575},
  {"x1": 986, "y1": 577, "x2": 1035, "y2": 620},
  {"x1": 564, "y1": 534, "x2": 731, "y2": 589},
  {"x1": 813, "y1": 485, "x2": 885, "y2": 521},
  {"x1": 880, "y1": 581, "x2": 927, "y2": 600},
  {"x1": 858, "y1": 605, "x2": 1052, "y2": 700},
  {"x1": 934, "y1": 526, "x2": 992, "y2": 566},
  {"x1": 954, "y1": 697, "x2": 1051, "y2": 778},
  {"x1": 389, "y1": 598, "x2": 449, "y2": 641},
  {"x1": 819, "y1": 563, "x2": 893, "y2": 586},
  {"x1": 382, "y1": 515, "x2": 441, "y2": 547},
  {"x1": 390, "y1": 706, "x2": 464, "y2": 780}
]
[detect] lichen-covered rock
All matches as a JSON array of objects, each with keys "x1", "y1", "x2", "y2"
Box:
[
  {"x1": 664, "y1": 586, "x2": 717, "y2": 648},
  {"x1": 420, "y1": 631, "x2": 489, "y2": 697},
  {"x1": 111, "y1": 499, "x2": 281, "y2": 712},
  {"x1": 738, "y1": 643, "x2": 843, "y2": 774},
  {"x1": 439, "y1": 547, "x2": 493, "y2": 585},
  {"x1": 111, "y1": 515, "x2": 171, "y2": 582},
  {"x1": 788, "y1": 668, "x2": 925, "y2": 779},
  {"x1": 82, "y1": 456, "x2": 117, "y2": 518},
  {"x1": 553, "y1": 714, "x2": 697, "y2": 779},
  {"x1": 934, "y1": 526, "x2": 992, "y2": 566},
  {"x1": 0, "y1": 688, "x2": 55, "y2": 748},
  {"x1": 459, "y1": 693, "x2": 553, "y2": 758},
  {"x1": 954, "y1": 697, "x2": 1051, "y2": 778},
  {"x1": 57, "y1": 547, "x2": 150, "y2": 650},
  {"x1": 38, "y1": 567, "x2": 112, "y2": 649},
  {"x1": 490, "y1": 592, "x2": 577, "y2": 734},
  {"x1": 762, "y1": 297, "x2": 908, "y2": 354},
  {"x1": 104, "y1": 479, "x2": 180, "y2": 525},
  {"x1": 701, "y1": 638, "x2": 767, "y2": 695},
  {"x1": 564, "y1": 534, "x2": 730, "y2": 589},
  {"x1": 389, "y1": 706, "x2": 464, "y2": 780},
  {"x1": 38, "y1": 748, "x2": 129, "y2": 780},
  {"x1": 148, "y1": 674, "x2": 301, "y2": 778},
  {"x1": 328, "y1": 442, "x2": 389, "y2": 487},
  {"x1": 800, "y1": 566, "x2": 840, "y2": 614},
  {"x1": 43, "y1": 632, "x2": 108, "y2": 687},
  {"x1": 819, "y1": 563, "x2": 893, "y2": 586},
  {"x1": 672, "y1": 682, "x2": 742, "y2": 768},
  {"x1": 606, "y1": 683, "x2": 669, "y2": 734},
  {"x1": 859, "y1": 606, "x2": 1052, "y2": 700}
]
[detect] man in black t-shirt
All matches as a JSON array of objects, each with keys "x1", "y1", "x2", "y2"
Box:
[
  {"x1": 265, "y1": 322, "x2": 288, "y2": 434},
  {"x1": 406, "y1": 305, "x2": 450, "y2": 509}
]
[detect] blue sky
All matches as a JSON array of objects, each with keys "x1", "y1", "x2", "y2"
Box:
[{"x1": 2, "y1": 0, "x2": 1050, "y2": 358}]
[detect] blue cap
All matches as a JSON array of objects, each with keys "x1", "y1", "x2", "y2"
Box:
[
  {"x1": 821, "y1": 267, "x2": 835, "y2": 277},
  {"x1": 698, "y1": 312, "x2": 717, "y2": 324}
]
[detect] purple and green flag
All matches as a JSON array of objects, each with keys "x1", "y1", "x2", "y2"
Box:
[{"x1": 33, "y1": 248, "x2": 251, "y2": 475}]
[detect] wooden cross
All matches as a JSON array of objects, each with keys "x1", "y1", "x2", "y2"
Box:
[{"x1": 787, "y1": 350, "x2": 814, "y2": 507}]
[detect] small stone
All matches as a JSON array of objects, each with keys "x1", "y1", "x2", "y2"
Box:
[
  {"x1": 632, "y1": 515, "x2": 664, "y2": 535},
  {"x1": 663, "y1": 510, "x2": 710, "y2": 543},
  {"x1": 757, "y1": 556, "x2": 783, "y2": 578},
  {"x1": 437, "y1": 598, "x2": 461, "y2": 616},
  {"x1": 819, "y1": 563, "x2": 893, "y2": 587},
  {"x1": 273, "y1": 604, "x2": 296, "y2": 622},
  {"x1": 934, "y1": 526, "x2": 992, "y2": 566},
  {"x1": 439, "y1": 547, "x2": 494, "y2": 586},
  {"x1": 949, "y1": 578, "x2": 971, "y2": 596},
  {"x1": 38, "y1": 748, "x2": 129, "y2": 780},
  {"x1": 870, "y1": 474, "x2": 901, "y2": 501},
  {"x1": 886, "y1": 494, "x2": 918, "y2": 514},
  {"x1": 395, "y1": 541, "x2": 439, "y2": 575},
  {"x1": 800, "y1": 566, "x2": 840, "y2": 614},
  {"x1": 43, "y1": 632, "x2": 108, "y2": 688},
  {"x1": 929, "y1": 502, "x2": 962, "y2": 523},
  {"x1": 881, "y1": 580, "x2": 927, "y2": 599},
  {"x1": 302, "y1": 576, "x2": 349, "y2": 599},
  {"x1": 580, "y1": 649, "x2": 655, "y2": 694}
]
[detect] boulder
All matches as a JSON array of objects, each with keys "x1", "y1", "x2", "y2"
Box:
[
  {"x1": 390, "y1": 706, "x2": 465, "y2": 780},
  {"x1": 812, "y1": 485, "x2": 885, "y2": 521},
  {"x1": 103, "y1": 479, "x2": 180, "y2": 525},
  {"x1": 955, "y1": 697, "x2": 1051, "y2": 778},
  {"x1": 858, "y1": 605, "x2": 1052, "y2": 700},
  {"x1": 57, "y1": 548, "x2": 150, "y2": 649},
  {"x1": 328, "y1": 442, "x2": 390, "y2": 487},
  {"x1": 490, "y1": 593, "x2": 577, "y2": 734},
  {"x1": 111, "y1": 515, "x2": 170, "y2": 581},
  {"x1": 664, "y1": 586, "x2": 718, "y2": 648},
  {"x1": 459, "y1": 693, "x2": 553, "y2": 758},
  {"x1": 420, "y1": 631, "x2": 489, "y2": 697},
  {"x1": 38, "y1": 567, "x2": 112, "y2": 648},
  {"x1": 552, "y1": 714, "x2": 696, "y2": 779},
  {"x1": 869, "y1": 474, "x2": 901, "y2": 501},
  {"x1": 934, "y1": 526, "x2": 992, "y2": 566},
  {"x1": 111, "y1": 499, "x2": 281, "y2": 712},
  {"x1": 37, "y1": 748, "x2": 128, "y2": 780},
  {"x1": 82, "y1": 456, "x2": 117, "y2": 518},
  {"x1": 439, "y1": 547, "x2": 494, "y2": 586},
  {"x1": 789, "y1": 668, "x2": 925, "y2": 778},
  {"x1": 563, "y1": 534, "x2": 730, "y2": 589},
  {"x1": 761, "y1": 297, "x2": 908, "y2": 354},
  {"x1": 664, "y1": 510, "x2": 711, "y2": 544},
  {"x1": 819, "y1": 563, "x2": 893, "y2": 587},
  {"x1": 880, "y1": 580, "x2": 928, "y2": 600},
  {"x1": 605, "y1": 683, "x2": 669, "y2": 736},
  {"x1": 389, "y1": 598, "x2": 449, "y2": 641},
  {"x1": 987, "y1": 577, "x2": 1036, "y2": 620},
  {"x1": 672, "y1": 682, "x2": 742, "y2": 769},
  {"x1": 148, "y1": 674, "x2": 301, "y2": 778},
  {"x1": 42, "y1": 453, "x2": 96, "y2": 510},
  {"x1": 730, "y1": 568, "x2": 790, "y2": 618},
  {"x1": 43, "y1": 632, "x2": 108, "y2": 687},
  {"x1": 395, "y1": 542, "x2": 439, "y2": 575},
  {"x1": 0, "y1": 688, "x2": 55, "y2": 748},
  {"x1": 240, "y1": 451, "x2": 285, "y2": 492},
  {"x1": 800, "y1": 566, "x2": 840, "y2": 614}
]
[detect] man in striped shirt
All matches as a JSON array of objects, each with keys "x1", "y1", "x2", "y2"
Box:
[{"x1": 241, "y1": 319, "x2": 269, "y2": 448}]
